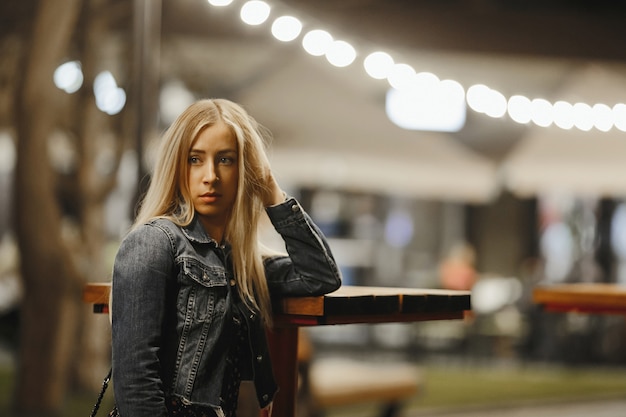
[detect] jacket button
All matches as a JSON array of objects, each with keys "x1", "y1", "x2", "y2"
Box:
[
  {"x1": 262, "y1": 394, "x2": 269, "y2": 402},
  {"x1": 229, "y1": 279, "x2": 236, "y2": 287},
  {"x1": 291, "y1": 204, "x2": 299, "y2": 212},
  {"x1": 256, "y1": 355, "x2": 263, "y2": 362}
]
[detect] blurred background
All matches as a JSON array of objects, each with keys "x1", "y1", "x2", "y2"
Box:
[{"x1": 2, "y1": 0, "x2": 626, "y2": 416}]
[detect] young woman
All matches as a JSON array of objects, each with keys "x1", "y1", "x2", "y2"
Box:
[{"x1": 110, "y1": 99, "x2": 342, "y2": 417}]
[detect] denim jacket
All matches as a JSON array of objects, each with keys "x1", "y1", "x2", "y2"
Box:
[{"x1": 111, "y1": 198, "x2": 341, "y2": 417}]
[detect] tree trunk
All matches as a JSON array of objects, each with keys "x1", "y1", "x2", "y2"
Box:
[
  {"x1": 13, "y1": 0, "x2": 83, "y2": 415},
  {"x1": 71, "y1": 0, "x2": 118, "y2": 392}
]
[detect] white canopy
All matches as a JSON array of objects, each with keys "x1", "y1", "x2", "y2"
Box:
[{"x1": 239, "y1": 54, "x2": 499, "y2": 203}]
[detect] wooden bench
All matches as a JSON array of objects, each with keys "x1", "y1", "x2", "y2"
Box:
[
  {"x1": 533, "y1": 283, "x2": 626, "y2": 315},
  {"x1": 297, "y1": 331, "x2": 421, "y2": 417}
]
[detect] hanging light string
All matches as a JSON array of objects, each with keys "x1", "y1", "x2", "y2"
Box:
[{"x1": 216, "y1": 0, "x2": 626, "y2": 133}]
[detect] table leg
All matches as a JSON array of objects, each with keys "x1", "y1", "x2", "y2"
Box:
[{"x1": 265, "y1": 326, "x2": 299, "y2": 417}]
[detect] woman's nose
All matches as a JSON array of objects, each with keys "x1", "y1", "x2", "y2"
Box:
[{"x1": 203, "y1": 164, "x2": 218, "y2": 183}]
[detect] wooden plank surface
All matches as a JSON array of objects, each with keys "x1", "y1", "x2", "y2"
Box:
[
  {"x1": 533, "y1": 283, "x2": 626, "y2": 314},
  {"x1": 323, "y1": 286, "x2": 400, "y2": 316},
  {"x1": 83, "y1": 282, "x2": 111, "y2": 304},
  {"x1": 83, "y1": 283, "x2": 471, "y2": 319},
  {"x1": 277, "y1": 296, "x2": 324, "y2": 316},
  {"x1": 402, "y1": 290, "x2": 456, "y2": 313}
]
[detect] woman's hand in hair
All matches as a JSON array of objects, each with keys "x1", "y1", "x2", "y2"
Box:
[{"x1": 262, "y1": 172, "x2": 286, "y2": 207}]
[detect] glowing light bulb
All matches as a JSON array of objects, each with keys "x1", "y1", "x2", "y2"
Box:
[
  {"x1": 325, "y1": 40, "x2": 356, "y2": 67},
  {"x1": 271, "y1": 16, "x2": 302, "y2": 42},
  {"x1": 387, "y1": 63, "x2": 415, "y2": 90},
  {"x1": 530, "y1": 98, "x2": 553, "y2": 127},
  {"x1": 613, "y1": 103, "x2": 626, "y2": 132},
  {"x1": 363, "y1": 51, "x2": 394, "y2": 80},
  {"x1": 573, "y1": 102, "x2": 593, "y2": 131},
  {"x1": 592, "y1": 103, "x2": 613, "y2": 132},
  {"x1": 240, "y1": 1, "x2": 270, "y2": 25},
  {"x1": 53, "y1": 61, "x2": 83, "y2": 93},
  {"x1": 553, "y1": 101, "x2": 575, "y2": 129},
  {"x1": 302, "y1": 30, "x2": 333, "y2": 56},
  {"x1": 208, "y1": 0, "x2": 233, "y2": 6},
  {"x1": 507, "y1": 95, "x2": 532, "y2": 124}
]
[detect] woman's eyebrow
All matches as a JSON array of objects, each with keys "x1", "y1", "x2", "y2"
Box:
[{"x1": 188, "y1": 148, "x2": 237, "y2": 155}]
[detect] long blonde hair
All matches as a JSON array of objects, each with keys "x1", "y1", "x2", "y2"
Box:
[{"x1": 133, "y1": 98, "x2": 274, "y2": 325}]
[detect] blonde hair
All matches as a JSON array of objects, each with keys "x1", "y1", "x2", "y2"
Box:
[{"x1": 133, "y1": 99, "x2": 274, "y2": 325}]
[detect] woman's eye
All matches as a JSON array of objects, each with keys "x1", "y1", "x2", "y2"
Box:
[
  {"x1": 188, "y1": 156, "x2": 200, "y2": 164},
  {"x1": 219, "y1": 157, "x2": 234, "y2": 165}
]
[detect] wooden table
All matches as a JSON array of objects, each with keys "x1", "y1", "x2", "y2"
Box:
[
  {"x1": 84, "y1": 283, "x2": 471, "y2": 416},
  {"x1": 533, "y1": 283, "x2": 626, "y2": 315}
]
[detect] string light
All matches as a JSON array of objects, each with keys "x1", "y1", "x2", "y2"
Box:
[
  {"x1": 94, "y1": 71, "x2": 126, "y2": 115},
  {"x1": 553, "y1": 101, "x2": 575, "y2": 129},
  {"x1": 614, "y1": 104, "x2": 626, "y2": 132},
  {"x1": 53, "y1": 61, "x2": 83, "y2": 94},
  {"x1": 302, "y1": 29, "x2": 333, "y2": 56},
  {"x1": 271, "y1": 16, "x2": 302, "y2": 42},
  {"x1": 508, "y1": 95, "x2": 532, "y2": 124},
  {"x1": 530, "y1": 98, "x2": 553, "y2": 127},
  {"x1": 363, "y1": 51, "x2": 394, "y2": 80},
  {"x1": 240, "y1": 1, "x2": 270, "y2": 26},
  {"x1": 207, "y1": 1, "x2": 626, "y2": 133},
  {"x1": 325, "y1": 40, "x2": 356, "y2": 67},
  {"x1": 573, "y1": 103, "x2": 594, "y2": 131},
  {"x1": 387, "y1": 63, "x2": 415, "y2": 90},
  {"x1": 207, "y1": 0, "x2": 233, "y2": 6},
  {"x1": 593, "y1": 103, "x2": 613, "y2": 132}
]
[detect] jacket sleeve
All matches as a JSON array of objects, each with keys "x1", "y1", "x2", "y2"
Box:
[
  {"x1": 111, "y1": 224, "x2": 173, "y2": 417},
  {"x1": 263, "y1": 197, "x2": 342, "y2": 297}
]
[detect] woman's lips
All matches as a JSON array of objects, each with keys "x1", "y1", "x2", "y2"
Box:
[{"x1": 200, "y1": 193, "x2": 220, "y2": 203}]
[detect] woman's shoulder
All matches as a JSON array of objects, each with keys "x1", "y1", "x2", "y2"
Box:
[{"x1": 122, "y1": 218, "x2": 180, "y2": 245}]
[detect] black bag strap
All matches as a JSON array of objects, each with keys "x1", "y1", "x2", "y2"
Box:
[{"x1": 90, "y1": 367, "x2": 112, "y2": 417}]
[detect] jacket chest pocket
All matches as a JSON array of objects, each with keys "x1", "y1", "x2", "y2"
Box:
[{"x1": 178, "y1": 258, "x2": 230, "y2": 322}]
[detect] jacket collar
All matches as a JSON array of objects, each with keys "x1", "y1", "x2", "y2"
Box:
[{"x1": 181, "y1": 215, "x2": 223, "y2": 246}]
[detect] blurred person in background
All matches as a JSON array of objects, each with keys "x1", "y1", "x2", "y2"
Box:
[{"x1": 439, "y1": 242, "x2": 477, "y2": 291}]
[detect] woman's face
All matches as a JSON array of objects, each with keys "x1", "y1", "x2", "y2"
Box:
[{"x1": 187, "y1": 120, "x2": 239, "y2": 240}]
